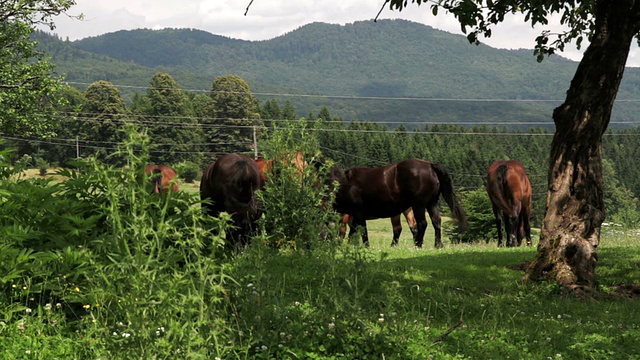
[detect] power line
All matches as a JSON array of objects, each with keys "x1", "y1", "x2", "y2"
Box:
[{"x1": 63, "y1": 81, "x2": 640, "y2": 104}]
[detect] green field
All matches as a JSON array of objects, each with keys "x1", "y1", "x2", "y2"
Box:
[{"x1": 2, "y1": 165, "x2": 640, "y2": 359}]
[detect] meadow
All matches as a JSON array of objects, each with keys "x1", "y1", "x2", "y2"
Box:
[{"x1": 2, "y1": 145, "x2": 640, "y2": 359}]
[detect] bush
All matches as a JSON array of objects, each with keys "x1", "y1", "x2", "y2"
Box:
[
  {"x1": 175, "y1": 161, "x2": 200, "y2": 183},
  {"x1": 34, "y1": 157, "x2": 49, "y2": 176},
  {"x1": 445, "y1": 188, "x2": 496, "y2": 244}
]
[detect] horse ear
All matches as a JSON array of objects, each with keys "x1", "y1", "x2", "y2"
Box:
[{"x1": 344, "y1": 169, "x2": 353, "y2": 181}]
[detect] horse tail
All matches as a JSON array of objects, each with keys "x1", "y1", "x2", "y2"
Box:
[
  {"x1": 431, "y1": 163, "x2": 468, "y2": 230},
  {"x1": 151, "y1": 167, "x2": 163, "y2": 194},
  {"x1": 495, "y1": 164, "x2": 515, "y2": 209}
]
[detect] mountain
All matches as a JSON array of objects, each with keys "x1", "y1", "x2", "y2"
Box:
[{"x1": 38, "y1": 19, "x2": 640, "y2": 129}]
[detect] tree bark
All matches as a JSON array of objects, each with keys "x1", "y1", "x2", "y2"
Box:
[{"x1": 525, "y1": 1, "x2": 640, "y2": 290}]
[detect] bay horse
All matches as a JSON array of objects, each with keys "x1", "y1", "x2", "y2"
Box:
[
  {"x1": 200, "y1": 153, "x2": 262, "y2": 251},
  {"x1": 486, "y1": 160, "x2": 532, "y2": 247},
  {"x1": 144, "y1": 164, "x2": 179, "y2": 194},
  {"x1": 333, "y1": 158, "x2": 468, "y2": 248},
  {"x1": 339, "y1": 208, "x2": 418, "y2": 246}
]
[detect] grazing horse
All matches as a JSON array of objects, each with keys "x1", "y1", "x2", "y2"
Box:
[
  {"x1": 339, "y1": 208, "x2": 418, "y2": 246},
  {"x1": 200, "y1": 153, "x2": 262, "y2": 251},
  {"x1": 486, "y1": 160, "x2": 532, "y2": 247},
  {"x1": 333, "y1": 158, "x2": 468, "y2": 248},
  {"x1": 255, "y1": 150, "x2": 308, "y2": 188},
  {"x1": 144, "y1": 164, "x2": 179, "y2": 194}
]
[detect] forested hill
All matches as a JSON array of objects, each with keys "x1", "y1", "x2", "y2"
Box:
[{"x1": 41, "y1": 19, "x2": 640, "y2": 129}]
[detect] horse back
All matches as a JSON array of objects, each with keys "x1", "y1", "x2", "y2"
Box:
[
  {"x1": 144, "y1": 164, "x2": 179, "y2": 193},
  {"x1": 200, "y1": 154, "x2": 261, "y2": 216},
  {"x1": 487, "y1": 160, "x2": 531, "y2": 214}
]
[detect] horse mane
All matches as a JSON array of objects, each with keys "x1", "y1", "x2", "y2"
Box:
[{"x1": 430, "y1": 163, "x2": 468, "y2": 230}]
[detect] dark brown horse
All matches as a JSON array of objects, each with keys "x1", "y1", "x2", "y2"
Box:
[
  {"x1": 333, "y1": 158, "x2": 467, "y2": 248},
  {"x1": 200, "y1": 153, "x2": 262, "y2": 251},
  {"x1": 339, "y1": 208, "x2": 418, "y2": 246},
  {"x1": 144, "y1": 164, "x2": 179, "y2": 194},
  {"x1": 486, "y1": 160, "x2": 532, "y2": 247}
]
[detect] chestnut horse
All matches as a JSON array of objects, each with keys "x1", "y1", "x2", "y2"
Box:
[
  {"x1": 486, "y1": 160, "x2": 532, "y2": 247},
  {"x1": 255, "y1": 150, "x2": 307, "y2": 188},
  {"x1": 333, "y1": 158, "x2": 467, "y2": 248},
  {"x1": 144, "y1": 164, "x2": 179, "y2": 194},
  {"x1": 339, "y1": 208, "x2": 417, "y2": 246},
  {"x1": 200, "y1": 153, "x2": 262, "y2": 251}
]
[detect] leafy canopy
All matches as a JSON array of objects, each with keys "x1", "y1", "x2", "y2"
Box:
[
  {"x1": 0, "y1": 0, "x2": 77, "y2": 136},
  {"x1": 384, "y1": 0, "x2": 596, "y2": 61}
]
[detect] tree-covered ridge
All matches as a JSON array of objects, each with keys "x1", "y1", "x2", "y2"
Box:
[{"x1": 38, "y1": 20, "x2": 640, "y2": 128}]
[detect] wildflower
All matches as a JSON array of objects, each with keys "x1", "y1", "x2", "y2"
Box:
[
  {"x1": 83, "y1": 304, "x2": 90, "y2": 309},
  {"x1": 247, "y1": 283, "x2": 254, "y2": 288},
  {"x1": 557, "y1": 314, "x2": 561, "y2": 319},
  {"x1": 122, "y1": 333, "x2": 131, "y2": 338},
  {"x1": 261, "y1": 345, "x2": 267, "y2": 351},
  {"x1": 252, "y1": 291, "x2": 259, "y2": 296},
  {"x1": 12, "y1": 284, "x2": 16, "y2": 288},
  {"x1": 25, "y1": 308, "x2": 32, "y2": 314},
  {"x1": 378, "y1": 317, "x2": 384, "y2": 323},
  {"x1": 56, "y1": 303, "x2": 62, "y2": 309},
  {"x1": 45, "y1": 303, "x2": 52, "y2": 311},
  {"x1": 74, "y1": 287, "x2": 80, "y2": 292},
  {"x1": 113, "y1": 332, "x2": 118, "y2": 336},
  {"x1": 25, "y1": 350, "x2": 31, "y2": 355},
  {"x1": 17, "y1": 322, "x2": 25, "y2": 331},
  {"x1": 328, "y1": 322, "x2": 335, "y2": 330}
]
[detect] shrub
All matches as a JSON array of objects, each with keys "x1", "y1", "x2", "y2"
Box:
[
  {"x1": 445, "y1": 188, "x2": 496, "y2": 244},
  {"x1": 175, "y1": 161, "x2": 200, "y2": 183}
]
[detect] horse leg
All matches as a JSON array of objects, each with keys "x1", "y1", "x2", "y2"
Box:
[
  {"x1": 492, "y1": 204, "x2": 504, "y2": 247},
  {"x1": 390, "y1": 214, "x2": 402, "y2": 246},
  {"x1": 505, "y1": 216, "x2": 517, "y2": 247},
  {"x1": 338, "y1": 214, "x2": 350, "y2": 240},
  {"x1": 412, "y1": 206, "x2": 428, "y2": 248},
  {"x1": 522, "y1": 207, "x2": 532, "y2": 246},
  {"x1": 404, "y1": 208, "x2": 419, "y2": 239},
  {"x1": 425, "y1": 204, "x2": 441, "y2": 248},
  {"x1": 350, "y1": 216, "x2": 369, "y2": 247}
]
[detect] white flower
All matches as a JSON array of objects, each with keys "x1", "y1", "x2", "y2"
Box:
[
  {"x1": 25, "y1": 308, "x2": 32, "y2": 314},
  {"x1": 45, "y1": 303, "x2": 52, "y2": 311},
  {"x1": 122, "y1": 333, "x2": 131, "y2": 338}
]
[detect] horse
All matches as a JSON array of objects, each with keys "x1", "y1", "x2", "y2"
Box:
[
  {"x1": 200, "y1": 153, "x2": 262, "y2": 252},
  {"x1": 255, "y1": 150, "x2": 308, "y2": 188},
  {"x1": 333, "y1": 158, "x2": 468, "y2": 248},
  {"x1": 486, "y1": 160, "x2": 532, "y2": 247},
  {"x1": 339, "y1": 208, "x2": 418, "y2": 246},
  {"x1": 144, "y1": 164, "x2": 179, "y2": 194}
]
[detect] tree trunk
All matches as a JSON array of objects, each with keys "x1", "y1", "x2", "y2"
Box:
[{"x1": 525, "y1": 2, "x2": 640, "y2": 290}]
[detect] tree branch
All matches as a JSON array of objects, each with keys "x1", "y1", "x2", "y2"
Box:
[
  {"x1": 431, "y1": 320, "x2": 464, "y2": 344},
  {"x1": 244, "y1": 0, "x2": 254, "y2": 16},
  {"x1": 374, "y1": 0, "x2": 390, "y2": 22}
]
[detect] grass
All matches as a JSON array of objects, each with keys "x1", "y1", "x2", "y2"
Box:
[
  {"x1": 3, "y1": 165, "x2": 640, "y2": 359},
  {"x1": 227, "y1": 220, "x2": 640, "y2": 359}
]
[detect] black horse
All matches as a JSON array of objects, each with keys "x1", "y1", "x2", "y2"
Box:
[
  {"x1": 333, "y1": 158, "x2": 467, "y2": 248},
  {"x1": 200, "y1": 153, "x2": 262, "y2": 251}
]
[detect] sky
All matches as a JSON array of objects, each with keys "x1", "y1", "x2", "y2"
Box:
[{"x1": 48, "y1": 0, "x2": 640, "y2": 67}]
